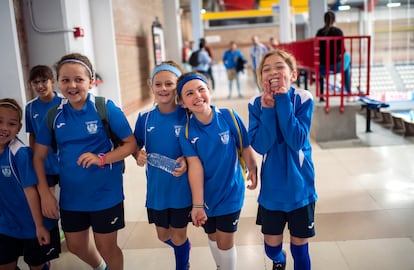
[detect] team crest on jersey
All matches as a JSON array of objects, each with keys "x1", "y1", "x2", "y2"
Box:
[
  {"x1": 174, "y1": 125, "x2": 183, "y2": 137},
  {"x1": 1, "y1": 166, "x2": 11, "y2": 177},
  {"x1": 219, "y1": 131, "x2": 230, "y2": 145},
  {"x1": 86, "y1": 121, "x2": 98, "y2": 134}
]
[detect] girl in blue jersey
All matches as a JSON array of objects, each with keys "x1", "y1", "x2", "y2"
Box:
[
  {"x1": 0, "y1": 98, "x2": 61, "y2": 270},
  {"x1": 133, "y1": 61, "x2": 192, "y2": 270},
  {"x1": 177, "y1": 72, "x2": 258, "y2": 270},
  {"x1": 248, "y1": 50, "x2": 317, "y2": 270},
  {"x1": 33, "y1": 53, "x2": 137, "y2": 270},
  {"x1": 25, "y1": 65, "x2": 63, "y2": 201}
]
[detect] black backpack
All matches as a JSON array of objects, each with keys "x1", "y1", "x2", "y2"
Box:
[{"x1": 189, "y1": 50, "x2": 200, "y2": 67}]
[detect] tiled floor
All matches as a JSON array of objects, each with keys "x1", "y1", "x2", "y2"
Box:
[{"x1": 19, "y1": 67, "x2": 414, "y2": 269}]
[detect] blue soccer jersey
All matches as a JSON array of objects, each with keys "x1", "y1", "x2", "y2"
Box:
[
  {"x1": 0, "y1": 138, "x2": 57, "y2": 239},
  {"x1": 36, "y1": 93, "x2": 132, "y2": 211},
  {"x1": 25, "y1": 92, "x2": 63, "y2": 175},
  {"x1": 248, "y1": 87, "x2": 318, "y2": 212},
  {"x1": 134, "y1": 105, "x2": 191, "y2": 210},
  {"x1": 179, "y1": 106, "x2": 248, "y2": 217}
]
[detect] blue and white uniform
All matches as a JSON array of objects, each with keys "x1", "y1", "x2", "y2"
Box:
[
  {"x1": 179, "y1": 106, "x2": 248, "y2": 217},
  {"x1": 36, "y1": 93, "x2": 132, "y2": 211},
  {"x1": 134, "y1": 105, "x2": 191, "y2": 210},
  {"x1": 0, "y1": 138, "x2": 57, "y2": 239},
  {"x1": 248, "y1": 87, "x2": 317, "y2": 212},
  {"x1": 25, "y1": 92, "x2": 63, "y2": 175}
]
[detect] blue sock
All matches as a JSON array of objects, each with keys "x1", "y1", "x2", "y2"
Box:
[
  {"x1": 264, "y1": 242, "x2": 286, "y2": 263},
  {"x1": 41, "y1": 261, "x2": 50, "y2": 270},
  {"x1": 290, "y1": 243, "x2": 310, "y2": 270},
  {"x1": 166, "y1": 239, "x2": 191, "y2": 270},
  {"x1": 164, "y1": 239, "x2": 174, "y2": 247}
]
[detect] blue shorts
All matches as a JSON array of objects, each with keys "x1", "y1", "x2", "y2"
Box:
[
  {"x1": 60, "y1": 202, "x2": 125, "y2": 234},
  {"x1": 202, "y1": 211, "x2": 241, "y2": 234},
  {"x1": 147, "y1": 206, "x2": 192, "y2": 229},
  {"x1": 256, "y1": 203, "x2": 316, "y2": 238},
  {"x1": 0, "y1": 226, "x2": 61, "y2": 266}
]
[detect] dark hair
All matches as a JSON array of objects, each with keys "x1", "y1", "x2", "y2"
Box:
[
  {"x1": 322, "y1": 11, "x2": 336, "y2": 35},
  {"x1": 54, "y1": 53, "x2": 94, "y2": 80},
  {"x1": 0, "y1": 98, "x2": 23, "y2": 122},
  {"x1": 29, "y1": 65, "x2": 54, "y2": 82}
]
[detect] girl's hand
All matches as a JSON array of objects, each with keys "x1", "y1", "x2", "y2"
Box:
[
  {"x1": 261, "y1": 81, "x2": 275, "y2": 108},
  {"x1": 173, "y1": 156, "x2": 187, "y2": 177},
  {"x1": 191, "y1": 208, "x2": 207, "y2": 227},
  {"x1": 269, "y1": 76, "x2": 289, "y2": 95},
  {"x1": 36, "y1": 225, "x2": 50, "y2": 246},
  {"x1": 77, "y1": 152, "x2": 100, "y2": 168},
  {"x1": 136, "y1": 149, "x2": 147, "y2": 167}
]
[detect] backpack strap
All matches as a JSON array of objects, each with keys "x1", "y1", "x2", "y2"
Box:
[
  {"x1": 95, "y1": 96, "x2": 123, "y2": 148},
  {"x1": 220, "y1": 108, "x2": 247, "y2": 179},
  {"x1": 46, "y1": 103, "x2": 61, "y2": 153},
  {"x1": 220, "y1": 108, "x2": 242, "y2": 151}
]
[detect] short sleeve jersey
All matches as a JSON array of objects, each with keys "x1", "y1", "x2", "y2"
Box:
[
  {"x1": 179, "y1": 106, "x2": 249, "y2": 217},
  {"x1": 0, "y1": 138, "x2": 57, "y2": 239},
  {"x1": 134, "y1": 105, "x2": 191, "y2": 210},
  {"x1": 25, "y1": 92, "x2": 63, "y2": 175},
  {"x1": 36, "y1": 93, "x2": 132, "y2": 211}
]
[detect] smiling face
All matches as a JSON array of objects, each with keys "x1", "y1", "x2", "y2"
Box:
[
  {"x1": 30, "y1": 77, "x2": 55, "y2": 101},
  {"x1": 152, "y1": 70, "x2": 179, "y2": 106},
  {"x1": 259, "y1": 51, "x2": 297, "y2": 92},
  {"x1": 57, "y1": 63, "x2": 93, "y2": 110},
  {"x1": 0, "y1": 106, "x2": 22, "y2": 152},
  {"x1": 179, "y1": 78, "x2": 211, "y2": 115}
]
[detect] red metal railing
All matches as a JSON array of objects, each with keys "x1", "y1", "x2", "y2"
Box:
[{"x1": 278, "y1": 36, "x2": 371, "y2": 113}]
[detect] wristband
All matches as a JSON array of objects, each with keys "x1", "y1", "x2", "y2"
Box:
[
  {"x1": 98, "y1": 153, "x2": 106, "y2": 168},
  {"x1": 192, "y1": 204, "x2": 204, "y2": 208}
]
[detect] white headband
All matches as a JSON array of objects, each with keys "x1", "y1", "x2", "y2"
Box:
[{"x1": 61, "y1": 59, "x2": 93, "y2": 78}]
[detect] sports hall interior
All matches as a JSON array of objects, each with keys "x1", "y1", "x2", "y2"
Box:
[{"x1": 1, "y1": 0, "x2": 414, "y2": 269}]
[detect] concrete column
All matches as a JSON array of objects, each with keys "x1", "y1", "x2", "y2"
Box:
[
  {"x1": 309, "y1": 0, "x2": 327, "y2": 37},
  {"x1": 191, "y1": 0, "x2": 203, "y2": 49},
  {"x1": 0, "y1": 0, "x2": 28, "y2": 143},
  {"x1": 163, "y1": 0, "x2": 182, "y2": 63},
  {"x1": 279, "y1": 0, "x2": 291, "y2": 43}
]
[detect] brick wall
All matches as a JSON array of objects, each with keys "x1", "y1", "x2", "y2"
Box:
[{"x1": 112, "y1": 0, "x2": 164, "y2": 115}]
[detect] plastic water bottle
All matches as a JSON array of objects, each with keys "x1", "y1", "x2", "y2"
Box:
[
  {"x1": 147, "y1": 153, "x2": 181, "y2": 175},
  {"x1": 409, "y1": 110, "x2": 414, "y2": 122}
]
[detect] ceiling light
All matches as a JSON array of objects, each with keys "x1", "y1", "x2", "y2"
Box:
[
  {"x1": 387, "y1": 2, "x2": 401, "y2": 7},
  {"x1": 338, "y1": 5, "x2": 351, "y2": 11}
]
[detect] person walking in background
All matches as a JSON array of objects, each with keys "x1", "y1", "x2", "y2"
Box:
[
  {"x1": 248, "y1": 50, "x2": 317, "y2": 270},
  {"x1": 33, "y1": 53, "x2": 137, "y2": 270},
  {"x1": 267, "y1": 37, "x2": 279, "y2": 51},
  {"x1": 222, "y1": 41, "x2": 246, "y2": 99},
  {"x1": 182, "y1": 40, "x2": 194, "y2": 72},
  {"x1": 25, "y1": 65, "x2": 63, "y2": 198},
  {"x1": 133, "y1": 61, "x2": 192, "y2": 270},
  {"x1": 200, "y1": 38, "x2": 216, "y2": 90},
  {"x1": 250, "y1": 36, "x2": 268, "y2": 92},
  {"x1": 177, "y1": 72, "x2": 258, "y2": 270},
  {"x1": 194, "y1": 41, "x2": 212, "y2": 81},
  {"x1": 0, "y1": 98, "x2": 61, "y2": 270},
  {"x1": 316, "y1": 10, "x2": 351, "y2": 102}
]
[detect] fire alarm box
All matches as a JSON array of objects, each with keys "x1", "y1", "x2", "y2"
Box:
[{"x1": 74, "y1": 27, "x2": 84, "y2": 38}]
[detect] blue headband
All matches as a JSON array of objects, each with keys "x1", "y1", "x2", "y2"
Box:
[
  {"x1": 177, "y1": 73, "x2": 208, "y2": 96},
  {"x1": 151, "y1": 65, "x2": 182, "y2": 81}
]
